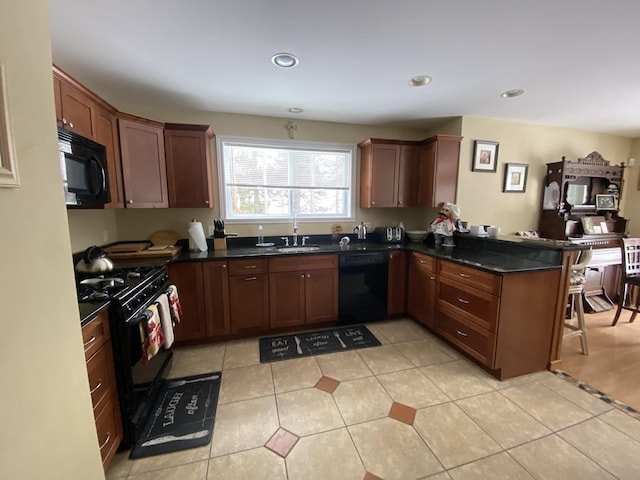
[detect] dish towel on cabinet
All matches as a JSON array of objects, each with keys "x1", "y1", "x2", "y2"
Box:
[
  {"x1": 167, "y1": 285, "x2": 182, "y2": 325},
  {"x1": 139, "y1": 303, "x2": 165, "y2": 364},
  {"x1": 156, "y1": 293, "x2": 175, "y2": 349}
]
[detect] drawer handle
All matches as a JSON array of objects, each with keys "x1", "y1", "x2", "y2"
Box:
[
  {"x1": 99, "y1": 432, "x2": 111, "y2": 450},
  {"x1": 459, "y1": 273, "x2": 471, "y2": 278},
  {"x1": 83, "y1": 335, "x2": 97, "y2": 348},
  {"x1": 457, "y1": 297, "x2": 470, "y2": 304},
  {"x1": 419, "y1": 260, "x2": 426, "y2": 264},
  {"x1": 90, "y1": 380, "x2": 103, "y2": 394},
  {"x1": 243, "y1": 265, "x2": 257, "y2": 269},
  {"x1": 430, "y1": 276, "x2": 435, "y2": 280},
  {"x1": 456, "y1": 329, "x2": 468, "y2": 337},
  {"x1": 244, "y1": 276, "x2": 257, "y2": 281}
]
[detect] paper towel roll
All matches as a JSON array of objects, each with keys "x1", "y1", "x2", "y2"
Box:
[{"x1": 188, "y1": 221, "x2": 208, "y2": 252}]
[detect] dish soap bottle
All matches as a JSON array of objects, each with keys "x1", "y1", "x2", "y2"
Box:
[{"x1": 257, "y1": 224, "x2": 264, "y2": 245}]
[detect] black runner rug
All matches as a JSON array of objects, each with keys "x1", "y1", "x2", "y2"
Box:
[
  {"x1": 260, "y1": 325, "x2": 381, "y2": 363},
  {"x1": 130, "y1": 372, "x2": 221, "y2": 459}
]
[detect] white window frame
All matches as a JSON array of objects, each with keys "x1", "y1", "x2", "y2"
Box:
[{"x1": 216, "y1": 135, "x2": 356, "y2": 224}]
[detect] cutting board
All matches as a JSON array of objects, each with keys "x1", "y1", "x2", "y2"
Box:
[
  {"x1": 106, "y1": 245, "x2": 182, "y2": 259},
  {"x1": 104, "y1": 242, "x2": 152, "y2": 254}
]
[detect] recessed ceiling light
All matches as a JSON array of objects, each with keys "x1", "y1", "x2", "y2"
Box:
[
  {"x1": 501, "y1": 88, "x2": 525, "y2": 98},
  {"x1": 408, "y1": 75, "x2": 432, "y2": 87},
  {"x1": 288, "y1": 107, "x2": 304, "y2": 114},
  {"x1": 271, "y1": 53, "x2": 299, "y2": 68}
]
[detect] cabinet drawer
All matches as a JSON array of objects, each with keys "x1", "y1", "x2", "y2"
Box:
[
  {"x1": 269, "y1": 254, "x2": 337, "y2": 273},
  {"x1": 228, "y1": 258, "x2": 268, "y2": 276},
  {"x1": 94, "y1": 393, "x2": 122, "y2": 468},
  {"x1": 409, "y1": 252, "x2": 434, "y2": 272},
  {"x1": 86, "y1": 342, "x2": 115, "y2": 411},
  {"x1": 438, "y1": 277, "x2": 499, "y2": 332},
  {"x1": 436, "y1": 310, "x2": 496, "y2": 367},
  {"x1": 439, "y1": 261, "x2": 501, "y2": 295},
  {"x1": 82, "y1": 311, "x2": 110, "y2": 361}
]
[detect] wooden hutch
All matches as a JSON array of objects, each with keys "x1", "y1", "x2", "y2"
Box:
[{"x1": 538, "y1": 152, "x2": 628, "y2": 311}]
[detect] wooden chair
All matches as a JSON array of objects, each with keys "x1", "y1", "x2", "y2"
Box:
[
  {"x1": 564, "y1": 248, "x2": 592, "y2": 354},
  {"x1": 611, "y1": 238, "x2": 640, "y2": 326}
]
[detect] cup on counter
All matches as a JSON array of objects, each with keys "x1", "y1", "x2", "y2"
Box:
[{"x1": 487, "y1": 226, "x2": 501, "y2": 237}]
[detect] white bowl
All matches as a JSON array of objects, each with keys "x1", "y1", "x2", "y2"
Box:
[{"x1": 405, "y1": 230, "x2": 428, "y2": 242}]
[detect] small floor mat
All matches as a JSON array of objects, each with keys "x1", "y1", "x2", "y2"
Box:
[
  {"x1": 552, "y1": 370, "x2": 640, "y2": 420},
  {"x1": 260, "y1": 325, "x2": 381, "y2": 363},
  {"x1": 130, "y1": 372, "x2": 222, "y2": 459}
]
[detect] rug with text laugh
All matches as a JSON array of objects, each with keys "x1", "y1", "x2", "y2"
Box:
[{"x1": 130, "y1": 372, "x2": 221, "y2": 459}]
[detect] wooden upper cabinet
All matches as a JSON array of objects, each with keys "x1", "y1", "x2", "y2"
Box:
[
  {"x1": 118, "y1": 114, "x2": 168, "y2": 208},
  {"x1": 359, "y1": 135, "x2": 462, "y2": 209},
  {"x1": 398, "y1": 144, "x2": 421, "y2": 207},
  {"x1": 359, "y1": 140, "x2": 399, "y2": 207},
  {"x1": 419, "y1": 135, "x2": 463, "y2": 207},
  {"x1": 164, "y1": 123, "x2": 215, "y2": 208},
  {"x1": 55, "y1": 74, "x2": 97, "y2": 140},
  {"x1": 95, "y1": 104, "x2": 125, "y2": 208}
]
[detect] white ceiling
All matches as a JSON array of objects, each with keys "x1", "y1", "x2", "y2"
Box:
[{"x1": 48, "y1": 0, "x2": 640, "y2": 138}]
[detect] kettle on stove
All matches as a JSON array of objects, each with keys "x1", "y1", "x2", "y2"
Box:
[
  {"x1": 75, "y1": 245, "x2": 114, "y2": 274},
  {"x1": 354, "y1": 222, "x2": 367, "y2": 240}
]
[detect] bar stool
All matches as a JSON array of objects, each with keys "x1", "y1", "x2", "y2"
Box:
[{"x1": 564, "y1": 249, "x2": 592, "y2": 355}]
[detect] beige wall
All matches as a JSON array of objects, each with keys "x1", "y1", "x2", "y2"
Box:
[
  {"x1": 69, "y1": 109, "x2": 438, "y2": 249},
  {"x1": 0, "y1": 2, "x2": 104, "y2": 479},
  {"x1": 66, "y1": 105, "x2": 637, "y2": 249},
  {"x1": 458, "y1": 117, "x2": 633, "y2": 234}
]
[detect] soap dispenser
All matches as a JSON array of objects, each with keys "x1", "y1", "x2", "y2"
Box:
[{"x1": 257, "y1": 224, "x2": 264, "y2": 246}]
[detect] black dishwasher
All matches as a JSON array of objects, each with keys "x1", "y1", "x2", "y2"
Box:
[{"x1": 338, "y1": 252, "x2": 389, "y2": 325}]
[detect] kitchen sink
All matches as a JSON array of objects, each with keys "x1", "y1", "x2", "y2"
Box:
[{"x1": 276, "y1": 245, "x2": 320, "y2": 253}]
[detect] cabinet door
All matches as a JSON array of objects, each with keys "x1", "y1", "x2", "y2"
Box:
[
  {"x1": 95, "y1": 105, "x2": 124, "y2": 208},
  {"x1": 165, "y1": 124, "x2": 214, "y2": 208},
  {"x1": 59, "y1": 79, "x2": 96, "y2": 139},
  {"x1": 360, "y1": 143, "x2": 400, "y2": 207},
  {"x1": 203, "y1": 261, "x2": 231, "y2": 337},
  {"x1": 118, "y1": 117, "x2": 168, "y2": 208},
  {"x1": 229, "y1": 274, "x2": 270, "y2": 333},
  {"x1": 305, "y1": 268, "x2": 339, "y2": 324},
  {"x1": 397, "y1": 145, "x2": 421, "y2": 207},
  {"x1": 388, "y1": 251, "x2": 407, "y2": 315},
  {"x1": 407, "y1": 255, "x2": 437, "y2": 329},
  {"x1": 269, "y1": 271, "x2": 306, "y2": 328},
  {"x1": 167, "y1": 262, "x2": 207, "y2": 341},
  {"x1": 419, "y1": 135, "x2": 462, "y2": 207}
]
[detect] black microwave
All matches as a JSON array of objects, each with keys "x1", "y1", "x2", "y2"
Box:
[{"x1": 58, "y1": 128, "x2": 110, "y2": 207}]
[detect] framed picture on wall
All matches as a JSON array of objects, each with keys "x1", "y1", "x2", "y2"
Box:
[
  {"x1": 503, "y1": 163, "x2": 528, "y2": 193},
  {"x1": 472, "y1": 140, "x2": 499, "y2": 172}
]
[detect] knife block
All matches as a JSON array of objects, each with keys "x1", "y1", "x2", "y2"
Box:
[{"x1": 213, "y1": 238, "x2": 227, "y2": 250}]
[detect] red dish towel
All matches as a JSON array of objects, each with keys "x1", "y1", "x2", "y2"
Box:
[
  {"x1": 167, "y1": 285, "x2": 182, "y2": 325},
  {"x1": 139, "y1": 304, "x2": 164, "y2": 365},
  {"x1": 157, "y1": 293, "x2": 175, "y2": 349}
]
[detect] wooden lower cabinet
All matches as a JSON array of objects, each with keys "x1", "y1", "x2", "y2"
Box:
[
  {"x1": 82, "y1": 311, "x2": 122, "y2": 471},
  {"x1": 228, "y1": 258, "x2": 270, "y2": 333},
  {"x1": 167, "y1": 260, "x2": 230, "y2": 341},
  {"x1": 269, "y1": 254, "x2": 338, "y2": 328},
  {"x1": 388, "y1": 250, "x2": 407, "y2": 315},
  {"x1": 406, "y1": 252, "x2": 437, "y2": 329},
  {"x1": 435, "y1": 260, "x2": 561, "y2": 379}
]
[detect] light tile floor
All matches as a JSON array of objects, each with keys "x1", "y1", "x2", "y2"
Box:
[{"x1": 107, "y1": 318, "x2": 640, "y2": 480}]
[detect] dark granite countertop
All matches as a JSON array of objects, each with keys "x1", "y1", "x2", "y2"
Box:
[
  {"x1": 168, "y1": 232, "x2": 580, "y2": 274},
  {"x1": 79, "y1": 300, "x2": 110, "y2": 327}
]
